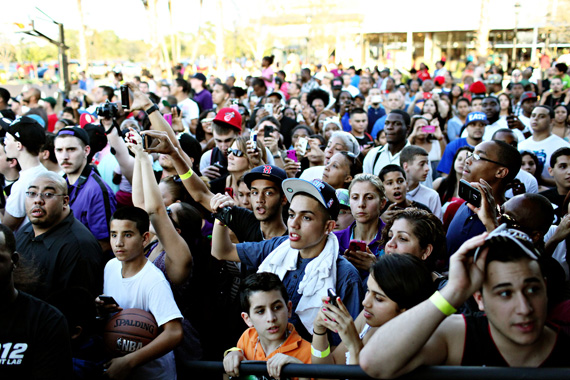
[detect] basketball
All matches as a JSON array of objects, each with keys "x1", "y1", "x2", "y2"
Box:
[{"x1": 103, "y1": 308, "x2": 159, "y2": 356}]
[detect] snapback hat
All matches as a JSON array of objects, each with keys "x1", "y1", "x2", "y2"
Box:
[
  {"x1": 331, "y1": 78, "x2": 343, "y2": 89},
  {"x1": 80, "y1": 112, "x2": 97, "y2": 128},
  {"x1": 520, "y1": 91, "x2": 538, "y2": 103},
  {"x1": 464, "y1": 111, "x2": 489, "y2": 127},
  {"x1": 83, "y1": 124, "x2": 107, "y2": 154},
  {"x1": 192, "y1": 73, "x2": 207, "y2": 83},
  {"x1": 214, "y1": 107, "x2": 242, "y2": 131},
  {"x1": 0, "y1": 116, "x2": 46, "y2": 152},
  {"x1": 469, "y1": 81, "x2": 487, "y2": 95},
  {"x1": 244, "y1": 165, "x2": 287, "y2": 190},
  {"x1": 474, "y1": 223, "x2": 540, "y2": 262},
  {"x1": 57, "y1": 126, "x2": 90, "y2": 146},
  {"x1": 282, "y1": 178, "x2": 340, "y2": 220}
]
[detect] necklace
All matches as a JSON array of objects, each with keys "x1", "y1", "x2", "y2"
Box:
[{"x1": 253, "y1": 328, "x2": 290, "y2": 358}]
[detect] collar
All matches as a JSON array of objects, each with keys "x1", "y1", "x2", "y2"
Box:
[
  {"x1": 65, "y1": 163, "x2": 93, "y2": 188},
  {"x1": 248, "y1": 323, "x2": 305, "y2": 358},
  {"x1": 25, "y1": 212, "x2": 75, "y2": 249},
  {"x1": 407, "y1": 183, "x2": 422, "y2": 197}
]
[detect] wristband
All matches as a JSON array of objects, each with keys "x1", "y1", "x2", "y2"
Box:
[
  {"x1": 179, "y1": 168, "x2": 193, "y2": 180},
  {"x1": 215, "y1": 219, "x2": 226, "y2": 227},
  {"x1": 223, "y1": 347, "x2": 243, "y2": 357},
  {"x1": 429, "y1": 291, "x2": 457, "y2": 316},
  {"x1": 313, "y1": 329, "x2": 327, "y2": 336},
  {"x1": 311, "y1": 344, "x2": 330, "y2": 358},
  {"x1": 145, "y1": 104, "x2": 159, "y2": 115}
]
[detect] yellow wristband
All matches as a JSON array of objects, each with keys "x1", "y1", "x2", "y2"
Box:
[
  {"x1": 223, "y1": 347, "x2": 242, "y2": 357},
  {"x1": 429, "y1": 291, "x2": 457, "y2": 316},
  {"x1": 179, "y1": 168, "x2": 193, "y2": 180},
  {"x1": 311, "y1": 344, "x2": 330, "y2": 358}
]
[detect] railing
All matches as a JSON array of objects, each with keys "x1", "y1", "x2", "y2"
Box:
[{"x1": 184, "y1": 361, "x2": 570, "y2": 379}]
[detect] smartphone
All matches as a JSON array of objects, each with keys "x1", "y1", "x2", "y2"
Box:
[
  {"x1": 286, "y1": 149, "x2": 298, "y2": 162},
  {"x1": 458, "y1": 179, "x2": 481, "y2": 208},
  {"x1": 264, "y1": 103, "x2": 273, "y2": 116},
  {"x1": 225, "y1": 187, "x2": 234, "y2": 198},
  {"x1": 250, "y1": 132, "x2": 258, "y2": 149},
  {"x1": 230, "y1": 98, "x2": 239, "y2": 111},
  {"x1": 164, "y1": 113, "x2": 173, "y2": 126},
  {"x1": 327, "y1": 288, "x2": 338, "y2": 307},
  {"x1": 99, "y1": 295, "x2": 119, "y2": 306},
  {"x1": 120, "y1": 85, "x2": 130, "y2": 109},
  {"x1": 213, "y1": 162, "x2": 225, "y2": 170},
  {"x1": 297, "y1": 137, "x2": 309, "y2": 155},
  {"x1": 421, "y1": 125, "x2": 436, "y2": 133},
  {"x1": 349, "y1": 239, "x2": 367, "y2": 252},
  {"x1": 142, "y1": 134, "x2": 154, "y2": 150},
  {"x1": 264, "y1": 125, "x2": 274, "y2": 138},
  {"x1": 423, "y1": 92, "x2": 433, "y2": 100}
]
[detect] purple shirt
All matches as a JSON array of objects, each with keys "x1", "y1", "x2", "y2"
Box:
[
  {"x1": 193, "y1": 89, "x2": 213, "y2": 111},
  {"x1": 67, "y1": 165, "x2": 117, "y2": 241}
]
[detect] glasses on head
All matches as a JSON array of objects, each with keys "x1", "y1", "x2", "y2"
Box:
[
  {"x1": 25, "y1": 191, "x2": 66, "y2": 200},
  {"x1": 227, "y1": 148, "x2": 245, "y2": 157},
  {"x1": 171, "y1": 175, "x2": 182, "y2": 183},
  {"x1": 466, "y1": 152, "x2": 506, "y2": 167},
  {"x1": 339, "y1": 150, "x2": 359, "y2": 163},
  {"x1": 166, "y1": 206, "x2": 180, "y2": 229}
]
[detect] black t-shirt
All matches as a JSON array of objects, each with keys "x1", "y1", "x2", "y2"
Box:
[
  {"x1": 540, "y1": 187, "x2": 566, "y2": 223},
  {"x1": 0, "y1": 291, "x2": 72, "y2": 379},
  {"x1": 462, "y1": 314, "x2": 570, "y2": 367},
  {"x1": 353, "y1": 133, "x2": 374, "y2": 149},
  {"x1": 543, "y1": 93, "x2": 566, "y2": 108},
  {"x1": 15, "y1": 211, "x2": 104, "y2": 300},
  {"x1": 226, "y1": 206, "x2": 288, "y2": 243}
]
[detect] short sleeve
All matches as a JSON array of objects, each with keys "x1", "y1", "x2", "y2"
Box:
[
  {"x1": 148, "y1": 278, "x2": 183, "y2": 327},
  {"x1": 5, "y1": 180, "x2": 27, "y2": 218},
  {"x1": 236, "y1": 236, "x2": 288, "y2": 271}
]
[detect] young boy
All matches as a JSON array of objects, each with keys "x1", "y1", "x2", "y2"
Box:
[
  {"x1": 348, "y1": 108, "x2": 374, "y2": 155},
  {"x1": 95, "y1": 207, "x2": 183, "y2": 379},
  {"x1": 223, "y1": 272, "x2": 311, "y2": 378},
  {"x1": 541, "y1": 147, "x2": 570, "y2": 221},
  {"x1": 378, "y1": 164, "x2": 432, "y2": 221},
  {"x1": 400, "y1": 146, "x2": 443, "y2": 219}
]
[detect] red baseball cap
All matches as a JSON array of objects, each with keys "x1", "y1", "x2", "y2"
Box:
[
  {"x1": 213, "y1": 107, "x2": 242, "y2": 131},
  {"x1": 469, "y1": 81, "x2": 487, "y2": 95},
  {"x1": 80, "y1": 112, "x2": 97, "y2": 128}
]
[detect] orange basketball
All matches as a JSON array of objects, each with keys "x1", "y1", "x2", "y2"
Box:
[{"x1": 103, "y1": 308, "x2": 159, "y2": 356}]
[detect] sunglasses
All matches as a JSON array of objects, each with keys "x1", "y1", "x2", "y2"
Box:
[
  {"x1": 227, "y1": 148, "x2": 245, "y2": 157},
  {"x1": 166, "y1": 206, "x2": 180, "y2": 229}
]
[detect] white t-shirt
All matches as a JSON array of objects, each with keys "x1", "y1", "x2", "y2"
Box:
[
  {"x1": 178, "y1": 97, "x2": 200, "y2": 131},
  {"x1": 505, "y1": 168, "x2": 538, "y2": 198},
  {"x1": 5, "y1": 163, "x2": 47, "y2": 225},
  {"x1": 518, "y1": 134, "x2": 570, "y2": 178},
  {"x1": 460, "y1": 118, "x2": 525, "y2": 142},
  {"x1": 406, "y1": 184, "x2": 443, "y2": 219},
  {"x1": 544, "y1": 225, "x2": 569, "y2": 281},
  {"x1": 363, "y1": 142, "x2": 411, "y2": 176},
  {"x1": 104, "y1": 258, "x2": 182, "y2": 380}
]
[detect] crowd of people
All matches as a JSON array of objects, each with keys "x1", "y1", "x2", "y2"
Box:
[{"x1": 1, "y1": 55, "x2": 570, "y2": 379}]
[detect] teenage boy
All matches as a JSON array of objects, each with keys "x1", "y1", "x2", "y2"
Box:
[
  {"x1": 211, "y1": 178, "x2": 363, "y2": 342},
  {"x1": 400, "y1": 146, "x2": 443, "y2": 219},
  {"x1": 0, "y1": 116, "x2": 47, "y2": 231},
  {"x1": 348, "y1": 108, "x2": 374, "y2": 155},
  {"x1": 96, "y1": 207, "x2": 183, "y2": 379},
  {"x1": 540, "y1": 77, "x2": 570, "y2": 108},
  {"x1": 361, "y1": 229, "x2": 570, "y2": 377},
  {"x1": 519, "y1": 105, "x2": 570, "y2": 183},
  {"x1": 378, "y1": 164, "x2": 432, "y2": 223},
  {"x1": 438, "y1": 111, "x2": 486, "y2": 175},
  {"x1": 540, "y1": 147, "x2": 570, "y2": 221},
  {"x1": 223, "y1": 272, "x2": 311, "y2": 379}
]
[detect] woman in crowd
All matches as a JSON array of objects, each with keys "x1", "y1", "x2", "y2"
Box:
[
  {"x1": 195, "y1": 109, "x2": 216, "y2": 152},
  {"x1": 432, "y1": 146, "x2": 473, "y2": 229},
  {"x1": 446, "y1": 97, "x2": 471, "y2": 141},
  {"x1": 334, "y1": 173, "x2": 386, "y2": 273},
  {"x1": 322, "y1": 117, "x2": 343, "y2": 143},
  {"x1": 311, "y1": 253, "x2": 434, "y2": 365},
  {"x1": 322, "y1": 151, "x2": 362, "y2": 190},
  {"x1": 289, "y1": 124, "x2": 313, "y2": 150},
  {"x1": 498, "y1": 93, "x2": 512, "y2": 118},
  {"x1": 551, "y1": 104, "x2": 569, "y2": 141},
  {"x1": 449, "y1": 84, "x2": 464, "y2": 106},
  {"x1": 315, "y1": 109, "x2": 338, "y2": 135},
  {"x1": 520, "y1": 150, "x2": 550, "y2": 193},
  {"x1": 407, "y1": 115, "x2": 446, "y2": 171},
  {"x1": 254, "y1": 115, "x2": 284, "y2": 167}
]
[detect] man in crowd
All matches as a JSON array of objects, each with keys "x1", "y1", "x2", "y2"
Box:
[
  {"x1": 212, "y1": 83, "x2": 231, "y2": 110},
  {"x1": 21, "y1": 87, "x2": 47, "y2": 126},
  {"x1": 511, "y1": 82, "x2": 525, "y2": 115},
  {"x1": 438, "y1": 112, "x2": 485, "y2": 175},
  {"x1": 370, "y1": 91, "x2": 406, "y2": 139},
  {"x1": 0, "y1": 116, "x2": 47, "y2": 231},
  {"x1": 15, "y1": 172, "x2": 103, "y2": 300},
  {"x1": 300, "y1": 68, "x2": 319, "y2": 94},
  {"x1": 461, "y1": 96, "x2": 525, "y2": 142},
  {"x1": 539, "y1": 147, "x2": 570, "y2": 221},
  {"x1": 54, "y1": 127, "x2": 116, "y2": 252},
  {"x1": 86, "y1": 86, "x2": 114, "y2": 115},
  {"x1": 191, "y1": 73, "x2": 213, "y2": 111},
  {"x1": 172, "y1": 78, "x2": 200, "y2": 134}
]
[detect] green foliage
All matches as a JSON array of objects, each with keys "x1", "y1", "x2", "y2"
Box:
[{"x1": 64, "y1": 29, "x2": 151, "y2": 62}]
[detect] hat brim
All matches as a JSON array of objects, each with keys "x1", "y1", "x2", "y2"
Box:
[
  {"x1": 244, "y1": 172, "x2": 285, "y2": 189},
  {"x1": 282, "y1": 178, "x2": 328, "y2": 209}
]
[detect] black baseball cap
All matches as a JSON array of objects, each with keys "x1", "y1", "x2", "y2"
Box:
[
  {"x1": 0, "y1": 116, "x2": 46, "y2": 152},
  {"x1": 192, "y1": 73, "x2": 207, "y2": 83},
  {"x1": 57, "y1": 126, "x2": 90, "y2": 146},
  {"x1": 282, "y1": 178, "x2": 340, "y2": 220},
  {"x1": 244, "y1": 165, "x2": 287, "y2": 190}
]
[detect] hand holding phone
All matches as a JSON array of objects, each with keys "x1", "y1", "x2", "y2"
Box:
[
  {"x1": 421, "y1": 125, "x2": 436, "y2": 134},
  {"x1": 297, "y1": 137, "x2": 309, "y2": 155},
  {"x1": 225, "y1": 187, "x2": 234, "y2": 198},
  {"x1": 286, "y1": 149, "x2": 298, "y2": 162},
  {"x1": 264, "y1": 103, "x2": 273, "y2": 116},
  {"x1": 348, "y1": 239, "x2": 367, "y2": 252},
  {"x1": 458, "y1": 179, "x2": 481, "y2": 208},
  {"x1": 120, "y1": 85, "x2": 131, "y2": 109}
]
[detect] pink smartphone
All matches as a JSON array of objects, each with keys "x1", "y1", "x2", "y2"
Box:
[
  {"x1": 286, "y1": 149, "x2": 298, "y2": 162},
  {"x1": 421, "y1": 125, "x2": 436, "y2": 133},
  {"x1": 164, "y1": 113, "x2": 173, "y2": 126},
  {"x1": 349, "y1": 239, "x2": 367, "y2": 252}
]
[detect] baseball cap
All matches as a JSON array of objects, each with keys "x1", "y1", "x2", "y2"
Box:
[
  {"x1": 0, "y1": 116, "x2": 46, "y2": 152},
  {"x1": 42, "y1": 96, "x2": 56, "y2": 108},
  {"x1": 520, "y1": 91, "x2": 538, "y2": 103},
  {"x1": 464, "y1": 111, "x2": 489, "y2": 127},
  {"x1": 331, "y1": 78, "x2": 343, "y2": 89},
  {"x1": 336, "y1": 189, "x2": 350, "y2": 209},
  {"x1": 268, "y1": 91, "x2": 283, "y2": 101},
  {"x1": 282, "y1": 178, "x2": 340, "y2": 220},
  {"x1": 474, "y1": 223, "x2": 540, "y2": 262},
  {"x1": 192, "y1": 73, "x2": 207, "y2": 83},
  {"x1": 434, "y1": 76, "x2": 445, "y2": 86},
  {"x1": 213, "y1": 107, "x2": 242, "y2": 131},
  {"x1": 244, "y1": 165, "x2": 287, "y2": 190},
  {"x1": 57, "y1": 127, "x2": 90, "y2": 146},
  {"x1": 79, "y1": 112, "x2": 97, "y2": 128},
  {"x1": 469, "y1": 81, "x2": 487, "y2": 95},
  {"x1": 83, "y1": 124, "x2": 107, "y2": 153},
  {"x1": 26, "y1": 114, "x2": 46, "y2": 128}
]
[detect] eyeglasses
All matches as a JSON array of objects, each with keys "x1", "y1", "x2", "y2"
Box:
[
  {"x1": 227, "y1": 148, "x2": 245, "y2": 157},
  {"x1": 339, "y1": 151, "x2": 359, "y2": 164},
  {"x1": 25, "y1": 191, "x2": 66, "y2": 200},
  {"x1": 466, "y1": 152, "x2": 507, "y2": 167},
  {"x1": 166, "y1": 206, "x2": 180, "y2": 229}
]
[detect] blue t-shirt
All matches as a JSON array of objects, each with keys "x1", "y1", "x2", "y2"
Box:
[
  {"x1": 446, "y1": 202, "x2": 486, "y2": 260},
  {"x1": 447, "y1": 116, "x2": 464, "y2": 141},
  {"x1": 367, "y1": 106, "x2": 386, "y2": 134},
  {"x1": 370, "y1": 115, "x2": 388, "y2": 140},
  {"x1": 437, "y1": 138, "x2": 473, "y2": 174},
  {"x1": 341, "y1": 113, "x2": 351, "y2": 132},
  {"x1": 236, "y1": 236, "x2": 364, "y2": 343}
]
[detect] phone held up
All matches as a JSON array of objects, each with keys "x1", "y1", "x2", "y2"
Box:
[
  {"x1": 458, "y1": 179, "x2": 481, "y2": 208},
  {"x1": 120, "y1": 85, "x2": 130, "y2": 109},
  {"x1": 348, "y1": 239, "x2": 367, "y2": 252},
  {"x1": 327, "y1": 288, "x2": 338, "y2": 307}
]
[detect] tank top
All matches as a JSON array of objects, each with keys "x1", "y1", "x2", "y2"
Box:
[{"x1": 345, "y1": 324, "x2": 372, "y2": 365}]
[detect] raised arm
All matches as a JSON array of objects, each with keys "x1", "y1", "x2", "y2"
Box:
[
  {"x1": 210, "y1": 193, "x2": 240, "y2": 262},
  {"x1": 360, "y1": 233, "x2": 489, "y2": 379},
  {"x1": 103, "y1": 120, "x2": 135, "y2": 183}
]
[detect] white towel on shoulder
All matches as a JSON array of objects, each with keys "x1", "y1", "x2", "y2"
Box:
[{"x1": 257, "y1": 233, "x2": 339, "y2": 334}]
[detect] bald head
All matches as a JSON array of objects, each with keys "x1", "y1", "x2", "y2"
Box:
[{"x1": 502, "y1": 193, "x2": 554, "y2": 242}]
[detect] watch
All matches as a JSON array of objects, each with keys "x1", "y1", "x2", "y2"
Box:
[{"x1": 145, "y1": 104, "x2": 159, "y2": 115}]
